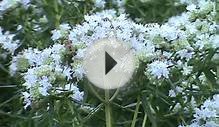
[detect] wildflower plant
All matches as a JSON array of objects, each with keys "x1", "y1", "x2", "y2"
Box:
[{"x1": 0, "y1": 0, "x2": 219, "y2": 127}]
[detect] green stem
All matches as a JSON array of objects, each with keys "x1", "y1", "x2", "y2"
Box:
[
  {"x1": 0, "y1": 94, "x2": 19, "y2": 108},
  {"x1": 109, "y1": 88, "x2": 120, "y2": 102},
  {"x1": 0, "y1": 63, "x2": 9, "y2": 73},
  {"x1": 0, "y1": 110, "x2": 27, "y2": 119},
  {"x1": 180, "y1": 115, "x2": 186, "y2": 125},
  {"x1": 88, "y1": 83, "x2": 105, "y2": 102},
  {"x1": 216, "y1": 0, "x2": 219, "y2": 24},
  {"x1": 217, "y1": 66, "x2": 219, "y2": 84},
  {"x1": 105, "y1": 90, "x2": 112, "y2": 127},
  {"x1": 142, "y1": 114, "x2": 147, "y2": 127},
  {"x1": 217, "y1": 66, "x2": 219, "y2": 77},
  {"x1": 83, "y1": 103, "x2": 104, "y2": 122},
  {"x1": 131, "y1": 96, "x2": 140, "y2": 127}
]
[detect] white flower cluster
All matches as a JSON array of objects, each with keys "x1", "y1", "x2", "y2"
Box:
[
  {"x1": 145, "y1": 0, "x2": 217, "y2": 79},
  {"x1": 9, "y1": 0, "x2": 217, "y2": 112},
  {"x1": 93, "y1": 0, "x2": 126, "y2": 9},
  {"x1": 10, "y1": 44, "x2": 84, "y2": 108},
  {"x1": 51, "y1": 23, "x2": 71, "y2": 41},
  {"x1": 0, "y1": 27, "x2": 20, "y2": 54},
  {"x1": 112, "y1": 0, "x2": 126, "y2": 7},
  {"x1": 147, "y1": 60, "x2": 170, "y2": 79},
  {"x1": 57, "y1": 84, "x2": 84, "y2": 102},
  {"x1": 179, "y1": 94, "x2": 219, "y2": 127},
  {"x1": 94, "y1": 0, "x2": 106, "y2": 8},
  {"x1": 68, "y1": 9, "x2": 151, "y2": 50},
  {"x1": 179, "y1": 0, "x2": 197, "y2": 5},
  {"x1": 112, "y1": 0, "x2": 126, "y2": 13},
  {"x1": 52, "y1": 10, "x2": 155, "y2": 79},
  {"x1": 51, "y1": 0, "x2": 217, "y2": 81},
  {"x1": 0, "y1": 0, "x2": 30, "y2": 12},
  {"x1": 10, "y1": 44, "x2": 65, "y2": 74}
]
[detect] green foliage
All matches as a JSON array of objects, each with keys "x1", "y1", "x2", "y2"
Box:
[
  {"x1": 126, "y1": 0, "x2": 186, "y2": 23},
  {"x1": 216, "y1": 0, "x2": 219, "y2": 23},
  {"x1": 0, "y1": 0, "x2": 218, "y2": 127}
]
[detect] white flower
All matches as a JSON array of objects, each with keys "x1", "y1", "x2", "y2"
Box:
[
  {"x1": 21, "y1": 0, "x2": 30, "y2": 6},
  {"x1": 190, "y1": 96, "x2": 197, "y2": 108},
  {"x1": 11, "y1": 43, "x2": 72, "y2": 108},
  {"x1": 183, "y1": 94, "x2": 219, "y2": 127},
  {"x1": 22, "y1": 92, "x2": 32, "y2": 109},
  {"x1": 186, "y1": 4, "x2": 196, "y2": 11},
  {"x1": 72, "y1": 91, "x2": 84, "y2": 101},
  {"x1": 68, "y1": 10, "x2": 155, "y2": 62},
  {"x1": 0, "y1": 27, "x2": 20, "y2": 53},
  {"x1": 172, "y1": 103, "x2": 182, "y2": 112},
  {"x1": 38, "y1": 87, "x2": 49, "y2": 96},
  {"x1": 176, "y1": 86, "x2": 183, "y2": 93},
  {"x1": 74, "y1": 48, "x2": 86, "y2": 59},
  {"x1": 112, "y1": 0, "x2": 125, "y2": 7},
  {"x1": 194, "y1": 33, "x2": 211, "y2": 50},
  {"x1": 211, "y1": 35, "x2": 219, "y2": 48},
  {"x1": 0, "y1": 0, "x2": 19, "y2": 11},
  {"x1": 10, "y1": 44, "x2": 65, "y2": 74},
  {"x1": 59, "y1": 23, "x2": 71, "y2": 31},
  {"x1": 167, "y1": 13, "x2": 189, "y2": 27},
  {"x1": 0, "y1": 0, "x2": 30, "y2": 12},
  {"x1": 51, "y1": 23, "x2": 71, "y2": 41},
  {"x1": 51, "y1": 30, "x2": 62, "y2": 41},
  {"x1": 163, "y1": 52, "x2": 172, "y2": 59},
  {"x1": 185, "y1": 23, "x2": 198, "y2": 34},
  {"x1": 147, "y1": 60, "x2": 170, "y2": 79},
  {"x1": 24, "y1": 68, "x2": 37, "y2": 88},
  {"x1": 179, "y1": 0, "x2": 199, "y2": 5},
  {"x1": 169, "y1": 89, "x2": 176, "y2": 97},
  {"x1": 57, "y1": 84, "x2": 84, "y2": 101},
  {"x1": 21, "y1": 64, "x2": 73, "y2": 101},
  {"x1": 182, "y1": 64, "x2": 193, "y2": 75},
  {"x1": 38, "y1": 76, "x2": 52, "y2": 96},
  {"x1": 73, "y1": 65, "x2": 85, "y2": 79},
  {"x1": 169, "y1": 86, "x2": 183, "y2": 97},
  {"x1": 17, "y1": 25, "x2": 22, "y2": 30},
  {"x1": 22, "y1": 91, "x2": 31, "y2": 99},
  {"x1": 194, "y1": 108, "x2": 217, "y2": 121},
  {"x1": 67, "y1": 84, "x2": 84, "y2": 101},
  {"x1": 176, "y1": 49, "x2": 194, "y2": 60},
  {"x1": 22, "y1": 48, "x2": 41, "y2": 65},
  {"x1": 94, "y1": 0, "x2": 105, "y2": 8},
  {"x1": 205, "y1": 121, "x2": 218, "y2": 127},
  {"x1": 160, "y1": 24, "x2": 179, "y2": 41},
  {"x1": 63, "y1": 67, "x2": 73, "y2": 80},
  {"x1": 9, "y1": 61, "x2": 17, "y2": 76}
]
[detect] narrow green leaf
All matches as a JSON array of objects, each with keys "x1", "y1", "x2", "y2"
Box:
[{"x1": 141, "y1": 93, "x2": 157, "y2": 127}]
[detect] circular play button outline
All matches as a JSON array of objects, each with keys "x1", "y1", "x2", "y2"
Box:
[{"x1": 83, "y1": 38, "x2": 136, "y2": 89}]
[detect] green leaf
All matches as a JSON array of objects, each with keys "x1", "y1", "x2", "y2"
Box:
[
  {"x1": 141, "y1": 93, "x2": 157, "y2": 127},
  {"x1": 204, "y1": 70, "x2": 217, "y2": 87}
]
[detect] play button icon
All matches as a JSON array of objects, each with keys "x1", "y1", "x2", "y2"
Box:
[
  {"x1": 83, "y1": 38, "x2": 136, "y2": 89},
  {"x1": 105, "y1": 52, "x2": 117, "y2": 75}
]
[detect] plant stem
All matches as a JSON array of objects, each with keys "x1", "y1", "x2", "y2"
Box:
[
  {"x1": 53, "y1": 0, "x2": 61, "y2": 27},
  {"x1": 217, "y1": 66, "x2": 219, "y2": 83},
  {"x1": 217, "y1": 66, "x2": 219, "y2": 78},
  {"x1": 105, "y1": 90, "x2": 112, "y2": 127},
  {"x1": 83, "y1": 103, "x2": 104, "y2": 122},
  {"x1": 88, "y1": 83, "x2": 105, "y2": 102},
  {"x1": 109, "y1": 88, "x2": 120, "y2": 102},
  {"x1": 131, "y1": 96, "x2": 140, "y2": 127},
  {"x1": 216, "y1": 0, "x2": 219, "y2": 24},
  {"x1": 142, "y1": 114, "x2": 147, "y2": 127}
]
